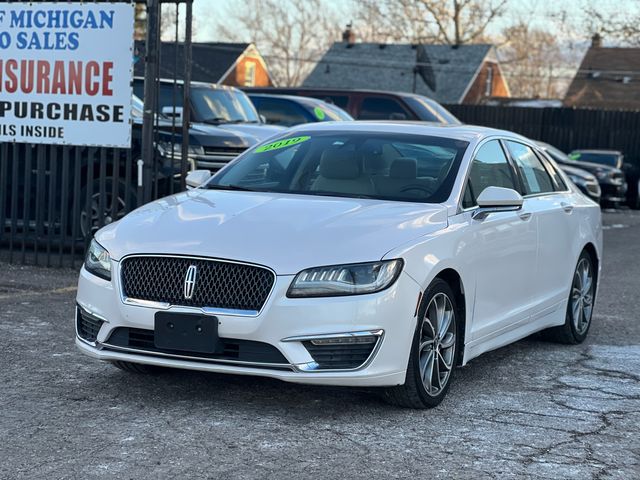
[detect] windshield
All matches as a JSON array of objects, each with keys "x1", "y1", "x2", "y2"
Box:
[
  {"x1": 569, "y1": 152, "x2": 620, "y2": 168},
  {"x1": 207, "y1": 131, "x2": 469, "y2": 203},
  {"x1": 314, "y1": 102, "x2": 353, "y2": 122},
  {"x1": 404, "y1": 96, "x2": 461, "y2": 124},
  {"x1": 192, "y1": 87, "x2": 260, "y2": 124}
]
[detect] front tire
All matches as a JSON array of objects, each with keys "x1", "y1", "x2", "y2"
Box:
[
  {"x1": 544, "y1": 250, "x2": 596, "y2": 344},
  {"x1": 383, "y1": 279, "x2": 459, "y2": 408}
]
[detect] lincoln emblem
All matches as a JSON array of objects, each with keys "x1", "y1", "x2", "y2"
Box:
[{"x1": 183, "y1": 265, "x2": 198, "y2": 300}]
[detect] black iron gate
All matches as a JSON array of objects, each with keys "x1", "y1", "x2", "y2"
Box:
[{"x1": 0, "y1": 0, "x2": 193, "y2": 268}]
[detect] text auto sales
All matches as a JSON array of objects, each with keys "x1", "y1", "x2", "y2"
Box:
[{"x1": 0, "y1": 8, "x2": 125, "y2": 140}]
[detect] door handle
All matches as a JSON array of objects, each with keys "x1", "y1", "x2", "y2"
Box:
[
  {"x1": 561, "y1": 202, "x2": 574, "y2": 213},
  {"x1": 519, "y1": 212, "x2": 532, "y2": 221}
]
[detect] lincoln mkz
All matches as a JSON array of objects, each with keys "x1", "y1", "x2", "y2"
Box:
[{"x1": 76, "y1": 123, "x2": 602, "y2": 408}]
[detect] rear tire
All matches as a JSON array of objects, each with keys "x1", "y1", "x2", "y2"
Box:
[
  {"x1": 543, "y1": 250, "x2": 596, "y2": 344},
  {"x1": 383, "y1": 279, "x2": 460, "y2": 408},
  {"x1": 111, "y1": 361, "x2": 163, "y2": 374}
]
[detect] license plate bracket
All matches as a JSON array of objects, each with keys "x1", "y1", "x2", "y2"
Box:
[{"x1": 154, "y1": 312, "x2": 218, "y2": 354}]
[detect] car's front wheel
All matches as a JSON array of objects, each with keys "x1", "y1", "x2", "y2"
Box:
[
  {"x1": 383, "y1": 278, "x2": 459, "y2": 408},
  {"x1": 544, "y1": 250, "x2": 596, "y2": 344}
]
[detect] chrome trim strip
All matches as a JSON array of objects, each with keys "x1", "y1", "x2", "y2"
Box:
[
  {"x1": 118, "y1": 254, "x2": 277, "y2": 318},
  {"x1": 99, "y1": 342, "x2": 294, "y2": 371},
  {"x1": 281, "y1": 329, "x2": 384, "y2": 343},
  {"x1": 286, "y1": 330, "x2": 385, "y2": 373}
]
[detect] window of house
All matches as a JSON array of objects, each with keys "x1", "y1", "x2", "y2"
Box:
[{"x1": 244, "y1": 61, "x2": 256, "y2": 86}]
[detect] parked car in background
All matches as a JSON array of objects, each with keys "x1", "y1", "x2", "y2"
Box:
[
  {"x1": 537, "y1": 142, "x2": 627, "y2": 207},
  {"x1": 557, "y1": 164, "x2": 601, "y2": 204},
  {"x1": 247, "y1": 93, "x2": 353, "y2": 126},
  {"x1": 77, "y1": 123, "x2": 602, "y2": 409},
  {"x1": 133, "y1": 78, "x2": 284, "y2": 172},
  {"x1": 243, "y1": 87, "x2": 461, "y2": 124},
  {"x1": 568, "y1": 150, "x2": 640, "y2": 209}
]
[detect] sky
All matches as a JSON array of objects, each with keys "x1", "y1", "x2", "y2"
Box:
[{"x1": 187, "y1": 0, "x2": 637, "y2": 46}]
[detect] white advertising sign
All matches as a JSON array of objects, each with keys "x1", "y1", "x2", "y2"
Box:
[{"x1": 0, "y1": 3, "x2": 134, "y2": 147}]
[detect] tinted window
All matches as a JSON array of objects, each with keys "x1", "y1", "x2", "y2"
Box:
[
  {"x1": 313, "y1": 94, "x2": 349, "y2": 110},
  {"x1": 537, "y1": 151, "x2": 568, "y2": 191},
  {"x1": 506, "y1": 141, "x2": 554, "y2": 195},
  {"x1": 569, "y1": 152, "x2": 621, "y2": 168},
  {"x1": 463, "y1": 140, "x2": 517, "y2": 208},
  {"x1": 209, "y1": 132, "x2": 469, "y2": 204},
  {"x1": 359, "y1": 97, "x2": 409, "y2": 120},
  {"x1": 252, "y1": 97, "x2": 310, "y2": 126}
]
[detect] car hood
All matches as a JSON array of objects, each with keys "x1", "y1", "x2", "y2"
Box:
[
  {"x1": 215, "y1": 123, "x2": 285, "y2": 143},
  {"x1": 558, "y1": 159, "x2": 622, "y2": 175},
  {"x1": 96, "y1": 191, "x2": 448, "y2": 275},
  {"x1": 560, "y1": 165, "x2": 596, "y2": 180}
]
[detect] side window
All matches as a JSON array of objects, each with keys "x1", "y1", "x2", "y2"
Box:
[
  {"x1": 463, "y1": 140, "x2": 517, "y2": 208},
  {"x1": 253, "y1": 98, "x2": 309, "y2": 126},
  {"x1": 506, "y1": 141, "x2": 555, "y2": 195},
  {"x1": 314, "y1": 95, "x2": 349, "y2": 110},
  {"x1": 537, "y1": 151, "x2": 568, "y2": 191},
  {"x1": 359, "y1": 97, "x2": 409, "y2": 120}
]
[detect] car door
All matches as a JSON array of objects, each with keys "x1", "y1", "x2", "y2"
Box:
[
  {"x1": 505, "y1": 141, "x2": 577, "y2": 314},
  {"x1": 458, "y1": 139, "x2": 539, "y2": 341}
]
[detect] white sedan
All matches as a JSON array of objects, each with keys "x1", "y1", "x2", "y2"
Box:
[{"x1": 76, "y1": 123, "x2": 602, "y2": 408}]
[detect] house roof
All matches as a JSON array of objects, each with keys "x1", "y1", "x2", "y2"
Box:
[
  {"x1": 302, "y1": 42, "x2": 496, "y2": 104},
  {"x1": 134, "y1": 41, "x2": 253, "y2": 83},
  {"x1": 564, "y1": 47, "x2": 640, "y2": 110}
]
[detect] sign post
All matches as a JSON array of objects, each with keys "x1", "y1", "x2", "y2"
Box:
[{"x1": 0, "y1": 3, "x2": 134, "y2": 147}]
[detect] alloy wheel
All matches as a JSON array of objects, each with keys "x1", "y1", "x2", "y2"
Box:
[
  {"x1": 418, "y1": 292, "x2": 456, "y2": 397},
  {"x1": 571, "y1": 257, "x2": 594, "y2": 335}
]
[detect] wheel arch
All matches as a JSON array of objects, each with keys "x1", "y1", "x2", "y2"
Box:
[
  {"x1": 582, "y1": 241, "x2": 600, "y2": 286},
  {"x1": 431, "y1": 267, "x2": 467, "y2": 366}
]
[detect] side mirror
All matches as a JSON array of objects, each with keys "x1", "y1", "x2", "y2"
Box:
[
  {"x1": 472, "y1": 186, "x2": 523, "y2": 220},
  {"x1": 185, "y1": 169, "x2": 211, "y2": 189},
  {"x1": 162, "y1": 106, "x2": 183, "y2": 123}
]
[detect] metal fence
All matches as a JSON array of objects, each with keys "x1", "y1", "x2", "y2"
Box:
[
  {"x1": 0, "y1": 0, "x2": 193, "y2": 268},
  {"x1": 445, "y1": 105, "x2": 640, "y2": 167}
]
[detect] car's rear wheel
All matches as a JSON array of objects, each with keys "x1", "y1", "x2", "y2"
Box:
[
  {"x1": 544, "y1": 250, "x2": 596, "y2": 344},
  {"x1": 383, "y1": 279, "x2": 459, "y2": 408},
  {"x1": 111, "y1": 361, "x2": 163, "y2": 374}
]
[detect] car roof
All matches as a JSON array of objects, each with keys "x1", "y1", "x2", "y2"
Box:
[
  {"x1": 133, "y1": 76, "x2": 238, "y2": 91},
  {"x1": 570, "y1": 149, "x2": 623, "y2": 155},
  {"x1": 246, "y1": 93, "x2": 324, "y2": 106},
  {"x1": 281, "y1": 121, "x2": 529, "y2": 143},
  {"x1": 245, "y1": 86, "x2": 417, "y2": 98}
]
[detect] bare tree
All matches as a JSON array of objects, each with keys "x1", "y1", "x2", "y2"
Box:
[
  {"x1": 582, "y1": 2, "x2": 640, "y2": 46},
  {"x1": 497, "y1": 21, "x2": 570, "y2": 98},
  {"x1": 134, "y1": 3, "x2": 195, "y2": 42},
  {"x1": 216, "y1": 0, "x2": 341, "y2": 86},
  {"x1": 354, "y1": 0, "x2": 508, "y2": 44}
]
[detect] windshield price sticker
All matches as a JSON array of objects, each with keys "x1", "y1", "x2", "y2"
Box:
[
  {"x1": 255, "y1": 135, "x2": 310, "y2": 153},
  {"x1": 313, "y1": 107, "x2": 326, "y2": 120},
  {"x1": 0, "y1": 3, "x2": 134, "y2": 147}
]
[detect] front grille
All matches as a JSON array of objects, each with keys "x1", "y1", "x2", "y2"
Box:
[
  {"x1": 120, "y1": 256, "x2": 275, "y2": 312},
  {"x1": 77, "y1": 307, "x2": 104, "y2": 343},
  {"x1": 105, "y1": 327, "x2": 289, "y2": 366},
  {"x1": 303, "y1": 341, "x2": 378, "y2": 370},
  {"x1": 202, "y1": 146, "x2": 247, "y2": 157}
]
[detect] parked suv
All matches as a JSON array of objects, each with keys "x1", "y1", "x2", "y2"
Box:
[
  {"x1": 133, "y1": 78, "x2": 284, "y2": 171},
  {"x1": 568, "y1": 150, "x2": 640, "y2": 209},
  {"x1": 537, "y1": 142, "x2": 627, "y2": 207},
  {"x1": 243, "y1": 87, "x2": 460, "y2": 124}
]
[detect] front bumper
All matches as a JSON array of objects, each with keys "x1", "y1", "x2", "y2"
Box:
[
  {"x1": 600, "y1": 181, "x2": 628, "y2": 203},
  {"x1": 75, "y1": 264, "x2": 420, "y2": 387}
]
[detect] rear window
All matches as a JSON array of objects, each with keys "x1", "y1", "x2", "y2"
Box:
[{"x1": 208, "y1": 131, "x2": 469, "y2": 204}]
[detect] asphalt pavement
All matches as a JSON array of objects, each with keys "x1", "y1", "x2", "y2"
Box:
[{"x1": 1, "y1": 210, "x2": 639, "y2": 479}]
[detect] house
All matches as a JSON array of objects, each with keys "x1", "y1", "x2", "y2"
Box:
[
  {"x1": 303, "y1": 34, "x2": 510, "y2": 104},
  {"x1": 564, "y1": 35, "x2": 640, "y2": 110},
  {"x1": 134, "y1": 41, "x2": 275, "y2": 87}
]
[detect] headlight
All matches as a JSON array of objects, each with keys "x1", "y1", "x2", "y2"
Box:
[
  {"x1": 287, "y1": 259, "x2": 403, "y2": 298},
  {"x1": 568, "y1": 174, "x2": 586, "y2": 185},
  {"x1": 84, "y1": 240, "x2": 111, "y2": 281},
  {"x1": 157, "y1": 141, "x2": 204, "y2": 157},
  {"x1": 595, "y1": 169, "x2": 609, "y2": 180}
]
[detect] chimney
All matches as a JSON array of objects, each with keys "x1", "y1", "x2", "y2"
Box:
[
  {"x1": 342, "y1": 22, "x2": 355, "y2": 46},
  {"x1": 591, "y1": 33, "x2": 602, "y2": 48}
]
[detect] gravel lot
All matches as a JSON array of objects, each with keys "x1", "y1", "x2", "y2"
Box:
[{"x1": 1, "y1": 210, "x2": 639, "y2": 479}]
